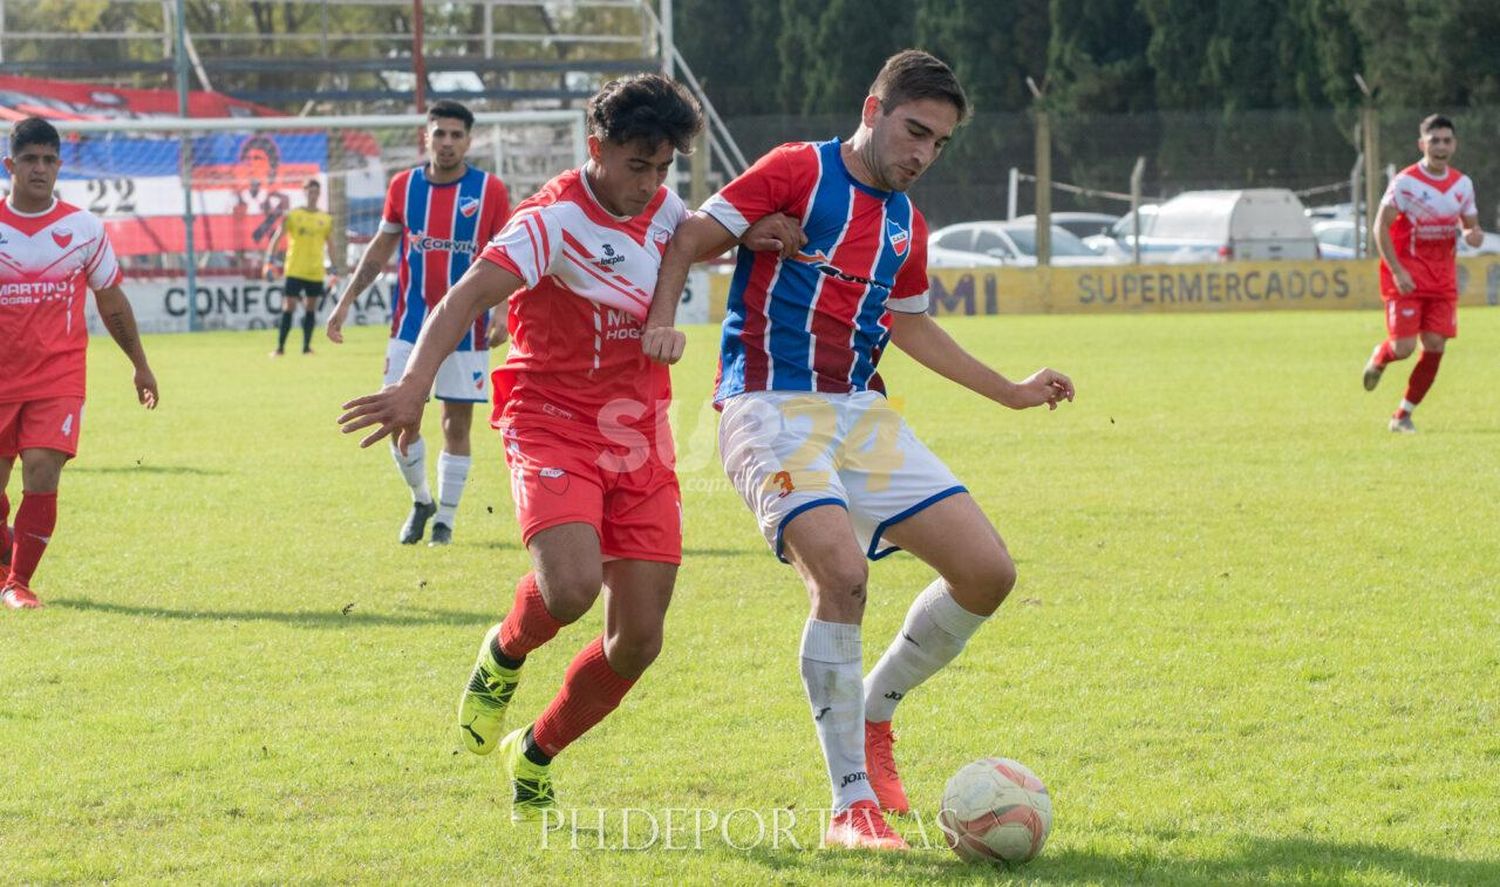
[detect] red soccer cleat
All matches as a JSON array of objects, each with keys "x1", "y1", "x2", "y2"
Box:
[
  {"x1": 823, "y1": 799, "x2": 908, "y2": 850},
  {"x1": 865, "y1": 720, "x2": 912, "y2": 815},
  {"x1": 2, "y1": 581, "x2": 43, "y2": 610}
]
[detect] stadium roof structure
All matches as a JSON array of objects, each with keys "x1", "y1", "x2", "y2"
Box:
[
  {"x1": 0, "y1": 0, "x2": 746, "y2": 178},
  {"x1": 0, "y1": 0, "x2": 667, "y2": 110}
]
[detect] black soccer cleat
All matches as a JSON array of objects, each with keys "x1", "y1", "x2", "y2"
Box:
[
  {"x1": 428, "y1": 522, "x2": 453, "y2": 547},
  {"x1": 399, "y1": 500, "x2": 437, "y2": 545}
]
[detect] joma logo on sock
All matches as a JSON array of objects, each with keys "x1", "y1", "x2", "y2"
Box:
[{"x1": 839, "y1": 772, "x2": 868, "y2": 788}]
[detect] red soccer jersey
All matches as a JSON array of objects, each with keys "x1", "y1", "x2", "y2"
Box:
[
  {"x1": 0, "y1": 199, "x2": 122, "y2": 403},
  {"x1": 478, "y1": 168, "x2": 686, "y2": 443},
  {"x1": 1379, "y1": 163, "x2": 1476, "y2": 300}
]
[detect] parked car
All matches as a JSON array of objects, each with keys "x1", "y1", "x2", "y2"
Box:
[
  {"x1": 927, "y1": 220, "x2": 1124, "y2": 268},
  {"x1": 1312, "y1": 219, "x2": 1358, "y2": 259},
  {"x1": 1084, "y1": 205, "x2": 1160, "y2": 259},
  {"x1": 1134, "y1": 188, "x2": 1320, "y2": 262},
  {"x1": 1012, "y1": 211, "x2": 1120, "y2": 243}
]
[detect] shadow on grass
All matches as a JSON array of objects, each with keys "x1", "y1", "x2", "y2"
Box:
[
  {"x1": 68, "y1": 464, "x2": 228, "y2": 476},
  {"x1": 50, "y1": 597, "x2": 491, "y2": 629},
  {"x1": 733, "y1": 833, "x2": 1500, "y2": 884}
]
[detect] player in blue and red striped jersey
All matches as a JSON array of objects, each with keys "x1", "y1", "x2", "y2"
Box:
[
  {"x1": 326, "y1": 100, "x2": 511, "y2": 546},
  {"x1": 647, "y1": 51, "x2": 1074, "y2": 851}
]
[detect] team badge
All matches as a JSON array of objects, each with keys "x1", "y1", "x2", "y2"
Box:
[
  {"x1": 886, "y1": 217, "x2": 909, "y2": 257},
  {"x1": 459, "y1": 196, "x2": 481, "y2": 218},
  {"x1": 52, "y1": 228, "x2": 73, "y2": 248}
]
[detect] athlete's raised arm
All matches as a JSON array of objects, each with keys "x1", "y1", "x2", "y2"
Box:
[
  {"x1": 888, "y1": 310, "x2": 1074, "y2": 410},
  {"x1": 339, "y1": 260, "x2": 524, "y2": 450}
]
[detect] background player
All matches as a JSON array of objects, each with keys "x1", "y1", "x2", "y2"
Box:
[
  {"x1": 0, "y1": 117, "x2": 159, "y2": 609},
  {"x1": 264, "y1": 178, "x2": 341, "y2": 356},
  {"x1": 646, "y1": 51, "x2": 1074, "y2": 850},
  {"x1": 326, "y1": 100, "x2": 510, "y2": 546},
  {"x1": 1361, "y1": 113, "x2": 1482, "y2": 433},
  {"x1": 338, "y1": 75, "x2": 800, "y2": 821}
]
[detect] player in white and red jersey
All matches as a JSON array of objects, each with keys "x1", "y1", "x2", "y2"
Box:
[
  {"x1": 0, "y1": 117, "x2": 159, "y2": 609},
  {"x1": 1361, "y1": 114, "x2": 1484, "y2": 433},
  {"x1": 646, "y1": 52, "x2": 1074, "y2": 850},
  {"x1": 338, "y1": 75, "x2": 800, "y2": 821},
  {"x1": 326, "y1": 100, "x2": 511, "y2": 546}
]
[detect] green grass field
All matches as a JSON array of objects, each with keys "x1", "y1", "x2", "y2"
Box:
[{"x1": 3, "y1": 308, "x2": 1498, "y2": 885}]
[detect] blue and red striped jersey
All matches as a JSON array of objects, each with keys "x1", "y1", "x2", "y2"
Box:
[
  {"x1": 380, "y1": 163, "x2": 510, "y2": 349},
  {"x1": 701, "y1": 139, "x2": 930, "y2": 404}
]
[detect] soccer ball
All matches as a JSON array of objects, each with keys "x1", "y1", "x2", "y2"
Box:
[{"x1": 938, "y1": 757, "x2": 1052, "y2": 865}]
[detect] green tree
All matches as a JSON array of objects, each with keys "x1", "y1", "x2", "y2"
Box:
[
  {"x1": 1047, "y1": 0, "x2": 1153, "y2": 112},
  {"x1": 673, "y1": 0, "x2": 783, "y2": 116},
  {"x1": 914, "y1": 0, "x2": 1051, "y2": 114}
]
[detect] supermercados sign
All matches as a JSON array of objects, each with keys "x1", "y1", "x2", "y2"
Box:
[
  {"x1": 920, "y1": 258, "x2": 1500, "y2": 316},
  {"x1": 702, "y1": 258, "x2": 1500, "y2": 323}
]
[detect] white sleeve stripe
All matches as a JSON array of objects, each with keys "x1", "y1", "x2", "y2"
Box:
[
  {"x1": 700, "y1": 195, "x2": 750, "y2": 238},
  {"x1": 379, "y1": 220, "x2": 402, "y2": 234},
  {"x1": 886, "y1": 292, "x2": 929, "y2": 314}
]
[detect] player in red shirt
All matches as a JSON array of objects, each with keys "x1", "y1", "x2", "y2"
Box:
[
  {"x1": 1361, "y1": 114, "x2": 1483, "y2": 433},
  {"x1": 338, "y1": 76, "x2": 799, "y2": 820},
  {"x1": 0, "y1": 117, "x2": 159, "y2": 609}
]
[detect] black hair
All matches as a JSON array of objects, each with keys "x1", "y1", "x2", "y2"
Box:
[
  {"x1": 9, "y1": 116, "x2": 61, "y2": 157},
  {"x1": 428, "y1": 99, "x2": 475, "y2": 133},
  {"x1": 1420, "y1": 114, "x2": 1455, "y2": 136},
  {"x1": 238, "y1": 134, "x2": 281, "y2": 181},
  {"x1": 870, "y1": 50, "x2": 970, "y2": 123},
  {"x1": 586, "y1": 74, "x2": 704, "y2": 154}
]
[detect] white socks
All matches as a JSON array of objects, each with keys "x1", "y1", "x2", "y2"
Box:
[
  {"x1": 391, "y1": 437, "x2": 432, "y2": 504},
  {"x1": 434, "y1": 451, "x2": 472, "y2": 528},
  {"x1": 863, "y1": 579, "x2": 989, "y2": 723},
  {"x1": 800, "y1": 618, "x2": 876, "y2": 812}
]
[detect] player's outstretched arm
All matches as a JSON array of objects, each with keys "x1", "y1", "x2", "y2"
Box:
[
  {"x1": 326, "y1": 229, "x2": 400, "y2": 343},
  {"x1": 339, "y1": 260, "x2": 523, "y2": 451},
  {"x1": 643, "y1": 212, "x2": 805, "y2": 364},
  {"x1": 94, "y1": 284, "x2": 159, "y2": 409},
  {"x1": 888, "y1": 311, "x2": 1073, "y2": 411}
]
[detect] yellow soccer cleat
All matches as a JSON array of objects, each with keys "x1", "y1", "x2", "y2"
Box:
[
  {"x1": 457, "y1": 624, "x2": 522, "y2": 755},
  {"x1": 499, "y1": 726, "x2": 556, "y2": 823}
]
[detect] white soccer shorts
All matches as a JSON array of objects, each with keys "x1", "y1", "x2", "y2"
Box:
[
  {"x1": 383, "y1": 338, "x2": 491, "y2": 403},
  {"x1": 718, "y1": 389, "x2": 966, "y2": 562}
]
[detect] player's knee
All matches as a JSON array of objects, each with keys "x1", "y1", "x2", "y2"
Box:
[
  {"x1": 808, "y1": 560, "x2": 869, "y2": 622},
  {"x1": 1391, "y1": 339, "x2": 1417, "y2": 359},
  {"x1": 604, "y1": 630, "x2": 662, "y2": 679},
  {"x1": 537, "y1": 571, "x2": 601, "y2": 624},
  {"x1": 947, "y1": 548, "x2": 1016, "y2": 614}
]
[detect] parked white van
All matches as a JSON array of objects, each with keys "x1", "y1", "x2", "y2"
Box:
[{"x1": 1136, "y1": 188, "x2": 1319, "y2": 262}]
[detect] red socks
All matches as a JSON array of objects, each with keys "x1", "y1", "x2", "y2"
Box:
[
  {"x1": 1403, "y1": 350, "x2": 1444, "y2": 409},
  {"x1": 531, "y1": 636, "x2": 636, "y2": 757},
  {"x1": 1373, "y1": 339, "x2": 1402, "y2": 368},
  {"x1": 9, "y1": 491, "x2": 57, "y2": 586},
  {"x1": 0, "y1": 492, "x2": 11, "y2": 567},
  {"x1": 498, "y1": 572, "x2": 565, "y2": 660}
]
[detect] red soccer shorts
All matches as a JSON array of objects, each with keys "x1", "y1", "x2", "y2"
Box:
[
  {"x1": 1385, "y1": 297, "x2": 1457, "y2": 339},
  {"x1": 0, "y1": 397, "x2": 84, "y2": 459},
  {"x1": 500, "y1": 418, "x2": 682, "y2": 565}
]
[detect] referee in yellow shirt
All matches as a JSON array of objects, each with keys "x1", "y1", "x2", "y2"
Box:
[{"x1": 265, "y1": 179, "x2": 342, "y2": 356}]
